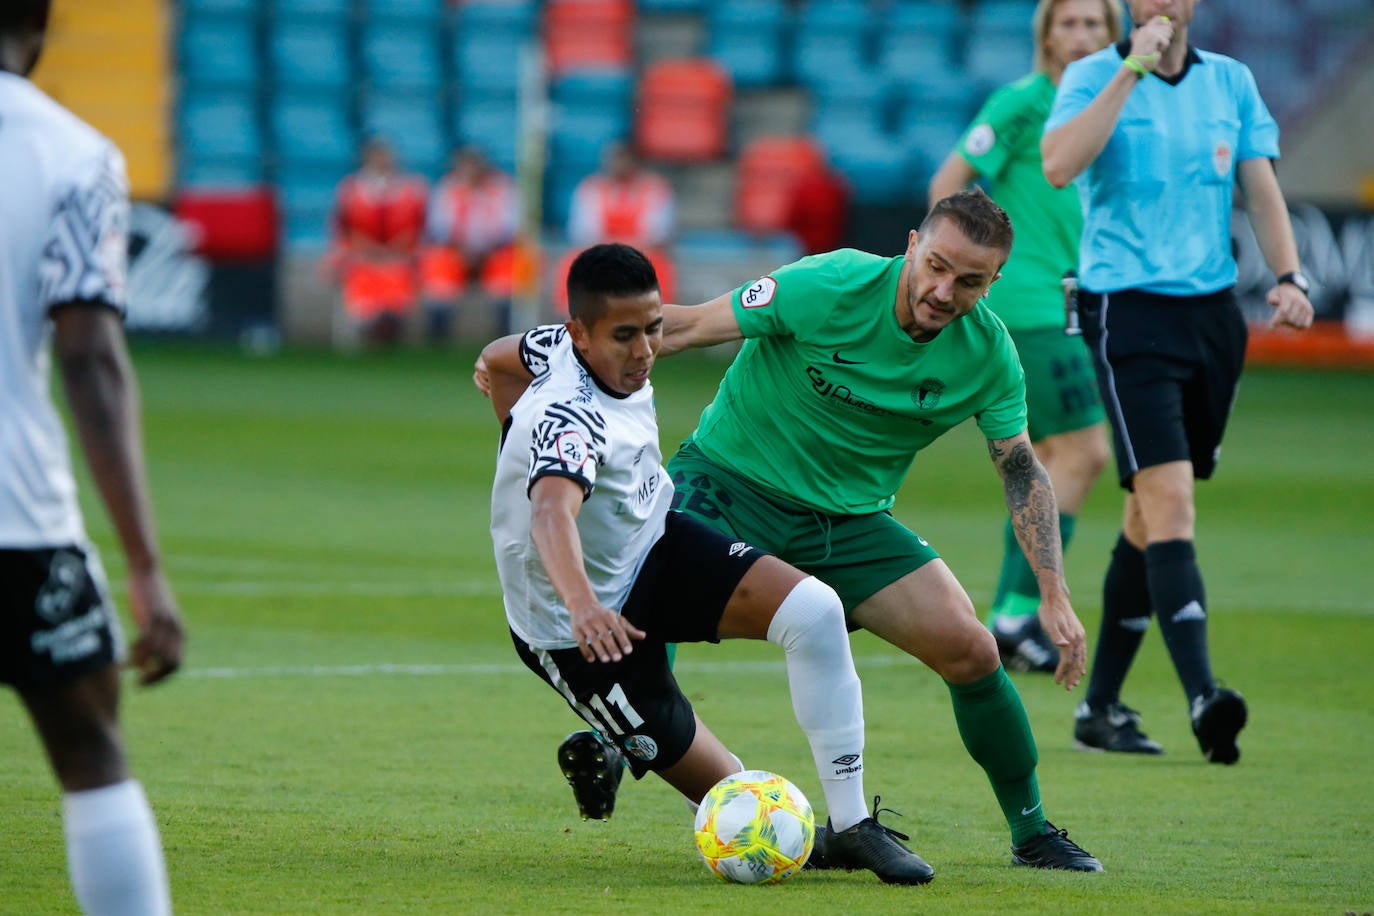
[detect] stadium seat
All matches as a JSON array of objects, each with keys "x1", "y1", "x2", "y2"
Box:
[
  {"x1": 180, "y1": 12, "x2": 259, "y2": 88},
  {"x1": 543, "y1": 0, "x2": 635, "y2": 75},
  {"x1": 706, "y1": 0, "x2": 789, "y2": 87},
  {"x1": 268, "y1": 20, "x2": 351, "y2": 89},
  {"x1": 734, "y1": 135, "x2": 825, "y2": 234},
  {"x1": 792, "y1": 31, "x2": 868, "y2": 93},
  {"x1": 360, "y1": 94, "x2": 448, "y2": 175},
  {"x1": 969, "y1": 0, "x2": 1039, "y2": 38},
  {"x1": 361, "y1": 23, "x2": 442, "y2": 92},
  {"x1": 179, "y1": 91, "x2": 263, "y2": 162},
  {"x1": 271, "y1": 0, "x2": 353, "y2": 18},
  {"x1": 359, "y1": 0, "x2": 445, "y2": 23},
  {"x1": 277, "y1": 165, "x2": 346, "y2": 247},
  {"x1": 453, "y1": 32, "x2": 524, "y2": 96},
  {"x1": 635, "y1": 58, "x2": 732, "y2": 163},
  {"x1": 178, "y1": 157, "x2": 265, "y2": 187},
  {"x1": 457, "y1": 0, "x2": 538, "y2": 37},
  {"x1": 638, "y1": 0, "x2": 706, "y2": 11},
  {"x1": 964, "y1": 32, "x2": 1036, "y2": 86},
  {"x1": 552, "y1": 67, "x2": 635, "y2": 111},
  {"x1": 454, "y1": 99, "x2": 521, "y2": 174},
  {"x1": 271, "y1": 93, "x2": 355, "y2": 166},
  {"x1": 824, "y1": 129, "x2": 911, "y2": 203},
  {"x1": 184, "y1": 0, "x2": 260, "y2": 12}
]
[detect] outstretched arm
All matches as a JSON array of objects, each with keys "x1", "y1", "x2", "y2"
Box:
[
  {"x1": 986, "y1": 430, "x2": 1086, "y2": 689},
  {"x1": 54, "y1": 305, "x2": 184, "y2": 685},
  {"x1": 660, "y1": 292, "x2": 742, "y2": 357}
]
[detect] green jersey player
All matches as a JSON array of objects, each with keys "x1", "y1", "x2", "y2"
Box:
[
  {"x1": 658, "y1": 189, "x2": 1101, "y2": 874},
  {"x1": 929, "y1": 0, "x2": 1119, "y2": 672}
]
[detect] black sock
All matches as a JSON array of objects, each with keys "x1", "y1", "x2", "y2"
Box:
[
  {"x1": 1145, "y1": 539, "x2": 1215, "y2": 706},
  {"x1": 1085, "y1": 534, "x2": 1153, "y2": 711}
]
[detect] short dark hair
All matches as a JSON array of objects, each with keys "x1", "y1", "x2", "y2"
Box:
[
  {"x1": 0, "y1": 0, "x2": 50, "y2": 31},
  {"x1": 920, "y1": 187, "x2": 1014, "y2": 256},
  {"x1": 566, "y1": 243, "x2": 659, "y2": 324}
]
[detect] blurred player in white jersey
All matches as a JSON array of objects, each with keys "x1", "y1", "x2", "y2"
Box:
[
  {"x1": 482, "y1": 243, "x2": 933, "y2": 885},
  {"x1": 1, "y1": 2, "x2": 183, "y2": 912}
]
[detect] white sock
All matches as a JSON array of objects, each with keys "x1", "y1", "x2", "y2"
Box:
[
  {"x1": 767, "y1": 576, "x2": 868, "y2": 832},
  {"x1": 63, "y1": 780, "x2": 171, "y2": 916}
]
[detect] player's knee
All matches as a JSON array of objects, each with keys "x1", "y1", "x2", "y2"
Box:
[
  {"x1": 765, "y1": 576, "x2": 845, "y2": 652},
  {"x1": 935, "y1": 619, "x2": 1002, "y2": 684}
]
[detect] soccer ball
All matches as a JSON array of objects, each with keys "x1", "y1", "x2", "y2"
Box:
[{"x1": 693, "y1": 770, "x2": 815, "y2": 885}]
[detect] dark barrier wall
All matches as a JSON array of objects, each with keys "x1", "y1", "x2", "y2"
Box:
[{"x1": 125, "y1": 203, "x2": 277, "y2": 339}]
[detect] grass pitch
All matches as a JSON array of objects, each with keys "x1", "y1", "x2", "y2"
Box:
[{"x1": 1, "y1": 344, "x2": 1371, "y2": 914}]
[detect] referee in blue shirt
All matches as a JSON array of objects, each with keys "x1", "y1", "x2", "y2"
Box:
[{"x1": 1041, "y1": 0, "x2": 1313, "y2": 765}]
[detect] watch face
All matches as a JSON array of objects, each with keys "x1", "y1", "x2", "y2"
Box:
[{"x1": 1283, "y1": 272, "x2": 1310, "y2": 294}]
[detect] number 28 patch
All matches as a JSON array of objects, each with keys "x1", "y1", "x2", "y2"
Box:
[{"x1": 741, "y1": 276, "x2": 777, "y2": 308}]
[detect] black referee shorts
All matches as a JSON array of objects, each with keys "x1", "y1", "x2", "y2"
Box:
[{"x1": 1079, "y1": 287, "x2": 1248, "y2": 489}]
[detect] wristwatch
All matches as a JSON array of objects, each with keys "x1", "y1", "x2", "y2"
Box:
[{"x1": 1277, "y1": 271, "x2": 1311, "y2": 294}]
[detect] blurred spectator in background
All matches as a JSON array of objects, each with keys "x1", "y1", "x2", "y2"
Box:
[
  {"x1": 325, "y1": 137, "x2": 428, "y2": 347},
  {"x1": 785, "y1": 149, "x2": 851, "y2": 255},
  {"x1": 928, "y1": 0, "x2": 1119, "y2": 675},
  {"x1": 420, "y1": 146, "x2": 524, "y2": 342},
  {"x1": 564, "y1": 141, "x2": 676, "y2": 305}
]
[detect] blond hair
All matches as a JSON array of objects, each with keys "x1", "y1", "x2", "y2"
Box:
[{"x1": 1031, "y1": 0, "x2": 1125, "y2": 74}]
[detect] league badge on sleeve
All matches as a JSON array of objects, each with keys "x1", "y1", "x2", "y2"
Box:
[
  {"x1": 556, "y1": 431, "x2": 590, "y2": 470},
  {"x1": 965, "y1": 124, "x2": 996, "y2": 157},
  {"x1": 741, "y1": 276, "x2": 777, "y2": 309}
]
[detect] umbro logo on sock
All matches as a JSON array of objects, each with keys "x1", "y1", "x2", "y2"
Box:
[
  {"x1": 1171, "y1": 600, "x2": 1206, "y2": 622},
  {"x1": 832, "y1": 754, "x2": 860, "y2": 766},
  {"x1": 728, "y1": 542, "x2": 752, "y2": 558}
]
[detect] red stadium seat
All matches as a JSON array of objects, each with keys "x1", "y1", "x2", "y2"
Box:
[
  {"x1": 544, "y1": 0, "x2": 635, "y2": 74},
  {"x1": 734, "y1": 135, "x2": 826, "y2": 234},
  {"x1": 635, "y1": 58, "x2": 732, "y2": 163}
]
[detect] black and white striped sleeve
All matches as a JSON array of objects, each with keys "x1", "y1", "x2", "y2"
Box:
[
  {"x1": 519, "y1": 324, "x2": 566, "y2": 378},
  {"x1": 39, "y1": 144, "x2": 131, "y2": 316},
  {"x1": 526, "y1": 399, "x2": 608, "y2": 499}
]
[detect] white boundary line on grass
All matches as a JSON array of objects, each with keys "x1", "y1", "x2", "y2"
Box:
[{"x1": 182, "y1": 655, "x2": 918, "y2": 680}]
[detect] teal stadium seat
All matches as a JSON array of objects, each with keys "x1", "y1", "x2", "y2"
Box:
[
  {"x1": 360, "y1": 0, "x2": 445, "y2": 23},
  {"x1": 180, "y1": 12, "x2": 259, "y2": 88},
  {"x1": 360, "y1": 93, "x2": 448, "y2": 176},
  {"x1": 178, "y1": 91, "x2": 264, "y2": 184},
  {"x1": 361, "y1": 24, "x2": 443, "y2": 93},
  {"x1": 454, "y1": 100, "x2": 520, "y2": 174},
  {"x1": 706, "y1": 0, "x2": 789, "y2": 88},
  {"x1": 269, "y1": 20, "x2": 352, "y2": 89},
  {"x1": 271, "y1": 93, "x2": 356, "y2": 166}
]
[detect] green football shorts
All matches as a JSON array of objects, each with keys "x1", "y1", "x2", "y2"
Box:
[
  {"x1": 1012, "y1": 327, "x2": 1105, "y2": 442},
  {"x1": 666, "y1": 441, "x2": 940, "y2": 618}
]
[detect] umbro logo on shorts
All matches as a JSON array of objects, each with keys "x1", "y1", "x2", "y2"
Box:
[{"x1": 728, "y1": 542, "x2": 752, "y2": 558}]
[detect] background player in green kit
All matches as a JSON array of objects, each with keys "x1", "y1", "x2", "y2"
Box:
[
  {"x1": 928, "y1": 0, "x2": 1120, "y2": 673},
  {"x1": 657, "y1": 189, "x2": 1102, "y2": 874}
]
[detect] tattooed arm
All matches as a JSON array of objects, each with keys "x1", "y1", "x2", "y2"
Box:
[{"x1": 987, "y1": 430, "x2": 1087, "y2": 689}]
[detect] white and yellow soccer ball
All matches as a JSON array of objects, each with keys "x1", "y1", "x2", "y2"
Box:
[{"x1": 693, "y1": 770, "x2": 815, "y2": 885}]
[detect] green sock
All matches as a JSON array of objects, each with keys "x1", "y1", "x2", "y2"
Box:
[
  {"x1": 946, "y1": 667, "x2": 1047, "y2": 845},
  {"x1": 988, "y1": 513, "x2": 1078, "y2": 627}
]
